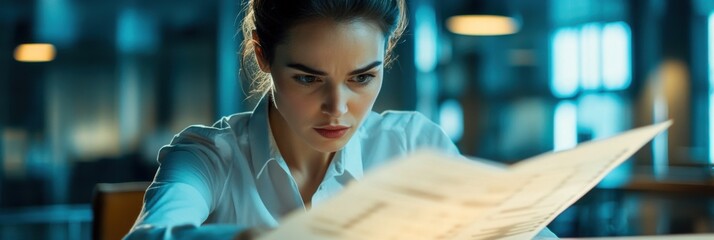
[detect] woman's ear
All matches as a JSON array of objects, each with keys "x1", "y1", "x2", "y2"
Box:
[{"x1": 252, "y1": 31, "x2": 271, "y2": 73}]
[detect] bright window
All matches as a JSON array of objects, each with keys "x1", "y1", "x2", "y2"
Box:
[
  {"x1": 551, "y1": 28, "x2": 580, "y2": 98},
  {"x1": 602, "y1": 22, "x2": 632, "y2": 90},
  {"x1": 580, "y1": 23, "x2": 602, "y2": 90},
  {"x1": 439, "y1": 99, "x2": 464, "y2": 142},
  {"x1": 551, "y1": 22, "x2": 632, "y2": 97},
  {"x1": 554, "y1": 100, "x2": 578, "y2": 151}
]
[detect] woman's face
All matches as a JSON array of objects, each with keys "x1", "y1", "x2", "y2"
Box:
[{"x1": 266, "y1": 19, "x2": 385, "y2": 153}]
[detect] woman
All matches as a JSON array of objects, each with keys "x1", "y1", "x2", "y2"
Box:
[{"x1": 126, "y1": 0, "x2": 557, "y2": 239}]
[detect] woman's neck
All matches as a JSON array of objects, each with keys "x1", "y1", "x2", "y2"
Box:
[
  {"x1": 267, "y1": 100, "x2": 333, "y2": 177},
  {"x1": 268, "y1": 101, "x2": 334, "y2": 207}
]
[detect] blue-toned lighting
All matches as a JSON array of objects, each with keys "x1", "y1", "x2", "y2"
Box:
[
  {"x1": 709, "y1": 94, "x2": 714, "y2": 165},
  {"x1": 439, "y1": 99, "x2": 464, "y2": 142},
  {"x1": 414, "y1": 4, "x2": 438, "y2": 73},
  {"x1": 578, "y1": 93, "x2": 632, "y2": 188},
  {"x1": 709, "y1": 12, "x2": 714, "y2": 165},
  {"x1": 551, "y1": 28, "x2": 579, "y2": 98},
  {"x1": 602, "y1": 22, "x2": 632, "y2": 90},
  {"x1": 577, "y1": 93, "x2": 628, "y2": 140},
  {"x1": 710, "y1": 13, "x2": 714, "y2": 88},
  {"x1": 118, "y1": 60, "x2": 141, "y2": 150},
  {"x1": 653, "y1": 95, "x2": 668, "y2": 179},
  {"x1": 35, "y1": 0, "x2": 76, "y2": 46},
  {"x1": 218, "y1": 0, "x2": 240, "y2": 117},
  {"x1": 117, "y1": 8, "x2": 158, "y2": 54},
  {"x1": 415, "y1": 71, "x2": 438, "y2": 118},
  {"x1": 580, "y1": 23, "x2": 602, "y2": 91},
  {"x1": 554, "y1": 100, "x2": 577, "y2": 151}
]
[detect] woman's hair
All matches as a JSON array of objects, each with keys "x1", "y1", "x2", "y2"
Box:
[{"x1": 239, "y1": 0, "x2": 407, "y2": 97}]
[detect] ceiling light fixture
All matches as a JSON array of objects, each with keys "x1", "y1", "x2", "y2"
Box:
[
  {"x1": 14, "y1": 43, "x2": 56, "y2": 62},
  {"x1": 446, "y1": 1, "x2": 520, "y2": 36}
]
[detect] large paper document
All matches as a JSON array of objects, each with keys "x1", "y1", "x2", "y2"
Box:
[{"x1": 261, "y1": 121, "x2": 672, "y2": 240}]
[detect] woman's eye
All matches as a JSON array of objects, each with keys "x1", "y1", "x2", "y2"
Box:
[
  {"x1": 352, "y1": 74, "x2": 375, "y2": 85},
  {"x1": 293, "y1": 75, "x2": 318, "y2": 85}
]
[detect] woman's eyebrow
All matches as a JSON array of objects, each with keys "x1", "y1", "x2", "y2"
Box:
[
  {"x1": 285, "y1": 61, "x2": 383, "y2": 76},
  {"x1": 286, "y1": 63, "x2": 327, "y2": 76},
  {"x1": 349, "y1": 61, "x2": 382, "y2": 75}
]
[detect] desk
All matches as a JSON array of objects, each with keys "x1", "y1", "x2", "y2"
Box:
[
  {"x1": 549, "y1": 165, "x2": 714, "y2": 237},
  {"x1": 564, "y1": 233, "x2": 714, "y2": 239}
]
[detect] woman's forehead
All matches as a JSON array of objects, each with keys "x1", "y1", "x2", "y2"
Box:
[
  {"x1": 286, "y1": 18, "x2": 385, "y2": 41},
  {"x1": 275, "y1": 19, "x2": 387, "y2": 66}
]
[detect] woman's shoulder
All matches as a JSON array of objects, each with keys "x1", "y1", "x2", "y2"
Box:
[
  {"x1": 168, "y1": 113, "x2": 250, "y2": 144},
  {"x1": 360, "y1": 110, "x2": 457, "y2": 152},
  {"x1": 361, "y1": 110, "x2": 438, "y2": 132},
  {"x1": 158, "y1": 112, "x2": 252, "y2": 164}
]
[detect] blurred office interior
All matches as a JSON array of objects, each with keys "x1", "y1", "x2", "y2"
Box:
[{"x1": 2, "y1": 0, "x2": 714, "y2": 239}]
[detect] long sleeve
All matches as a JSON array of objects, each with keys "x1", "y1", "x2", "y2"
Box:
[{"x1": 124, "y1": 151, "x2": 244, "y2": 240}]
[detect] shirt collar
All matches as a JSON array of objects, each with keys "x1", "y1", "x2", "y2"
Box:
[
  {"x1": 248, "y1": 94, "x2": 273, "y2": 178},
  {"x1": 335, "y1": 128, "x2": 364, "y2": 180},
  {"x1": 248, "y1": 94, "x2": 365, "y2": 181}
]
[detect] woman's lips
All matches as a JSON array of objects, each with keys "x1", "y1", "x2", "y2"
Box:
[{"x1": 314, "y1": 126, "x2": 350, "y2": 139}]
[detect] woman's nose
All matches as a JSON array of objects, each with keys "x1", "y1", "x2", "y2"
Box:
[{"x1": 321, "y1": 85, "x2": 348, "y2": 118}]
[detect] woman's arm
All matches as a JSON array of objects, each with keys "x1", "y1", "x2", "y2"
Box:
[{"x1": 124, "y1": 151, "x2": 249, "y2": 240}]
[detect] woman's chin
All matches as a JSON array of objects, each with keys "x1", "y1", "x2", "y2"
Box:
[
  {"x1": 311, "y1": 140, "x2": 348, "y2": 153},
  {"x1": 307, "y1": 134, "x2": 352, "y2": 153}
]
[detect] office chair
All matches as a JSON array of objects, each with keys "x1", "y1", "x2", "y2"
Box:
[{"x1": 92, "y1": 182, "x2": 150, "y2": 240}]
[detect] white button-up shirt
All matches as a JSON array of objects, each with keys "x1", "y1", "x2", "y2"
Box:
[
  {"x1": 127, "y1": 98, "x2": 459, "y2": 239},
  {"x1": 125, "y1": 96, "x2": 556, "y2": 239}
]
